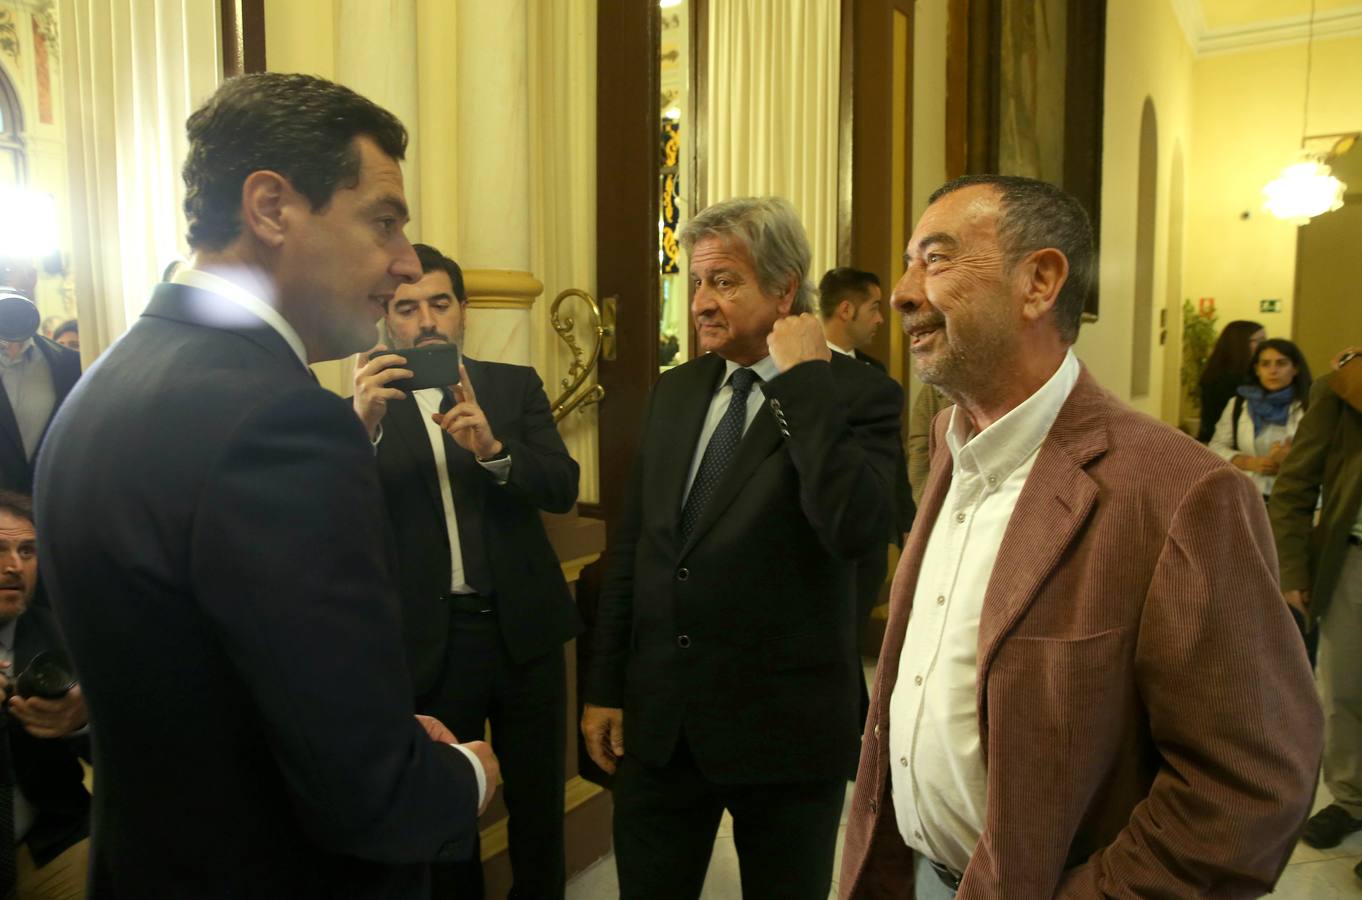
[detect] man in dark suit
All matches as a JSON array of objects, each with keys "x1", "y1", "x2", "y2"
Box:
[
  {"x1": 353, "y1": 243, "x2": 580, "y2": 898},
  {"x1": 581, "y1": 197, "x2": 903, "y2": 899},
  {"x1": 33, "y1": 73, "x2": 497, "y2": 898},
  {"x1": 818, "y1": 267, "x2": 914, "y2": 736},
  {"x1": 0, "y1": 260, "x2": 80, "y2": 495},
  {"x1": 0, "y1": 491, "x2": 90, "y2": 899}
]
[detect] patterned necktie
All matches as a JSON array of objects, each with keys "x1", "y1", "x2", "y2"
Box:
[{"x1": 680, "y1": 367, "x2": 760, "y2": 541}]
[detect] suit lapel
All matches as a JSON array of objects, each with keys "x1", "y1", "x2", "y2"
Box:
[
  {"x1": 385, "y1": 394, "x2": 445, "y2": 524},
  {"x1": 876, "y1": 415, "x2": 954, "y2": 707},
  {"x1": 973, "y1": 370, "x2": 1109, "y2": 744},
  {"x1": 679, "y1": 403, "x2": 782, "y2": 557},
  {"x1": 0, "y1": 373, "x2": 23, "y2": 464}
]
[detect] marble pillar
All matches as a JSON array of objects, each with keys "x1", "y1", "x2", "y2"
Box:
[{"x1": 454, "y1": 0, "x2": 538, "y2": 369}]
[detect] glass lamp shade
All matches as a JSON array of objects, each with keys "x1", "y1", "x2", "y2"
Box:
[{"x1": 1263, "y1": 160, "x2": 1347, "y2": 224}]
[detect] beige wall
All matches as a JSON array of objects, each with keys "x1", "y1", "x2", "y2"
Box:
[
  {"x1": 1184, "y1": 34, "x2": 1362, "y2": 339},
  {"x1": 1077, "y1": 0, "x2": 1195, "y2": 417}
]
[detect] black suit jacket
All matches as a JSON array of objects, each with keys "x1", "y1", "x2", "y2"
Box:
[
  {"x1": 9, "y1": 605, "x2": 90, "y2": 867},
  {"x1": 33, "y1": 283, "x2": 480, "y2": 899},
  {"x1": 0, "y1": 336, "x2": 81, "y2": 493},
  {"x1": 852, "y1": 349, "x2": 914, "y2": 540},
  {"x1": 585, "y1": 353, "x2": 902, "y2": 785},
  {"x1": 374, "y1": 356, "x2": 581, "y2": 693}
]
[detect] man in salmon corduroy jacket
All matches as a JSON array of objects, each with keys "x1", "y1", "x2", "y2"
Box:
[{"x1": 840, "y1": 175, "x2": 1322, "y2": 899}]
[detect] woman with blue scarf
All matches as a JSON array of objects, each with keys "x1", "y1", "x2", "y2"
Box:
[{"x1": 1209, "y1": 338, "x2": 1313, "y2": 500}]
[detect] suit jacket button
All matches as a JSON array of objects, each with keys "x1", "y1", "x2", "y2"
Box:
[
  {"x1": 677, "y1": 567, "x2": 689, "y2": 581},
  {"x1": 770, "y1": 399, "x2": 782, "y2": 412},
  {"x1": 869, "y1": 798, "x2": 878, "y2": 814},
  {"x1": 677, "y1": 634, "x2": 691, "y2": 648},
  {"x1": 873, "y1": 723, "x2": 880, "y2": 738}
]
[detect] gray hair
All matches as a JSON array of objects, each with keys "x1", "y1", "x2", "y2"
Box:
[
  {"x1": 928, "y1": 175, "x2": 1094, "y2": 343},
  {"x1": 680, "y1": 197, "x2": 816, "y2": 315}
]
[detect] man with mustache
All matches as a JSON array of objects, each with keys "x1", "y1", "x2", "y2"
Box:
[
  {"x1": 840, "y1": 175, "x2": 1321, "y2": 898},
  {"x1": 0, "y1": 491, "x2": 90, "y2": 900},
  {"x1": 582, "y1": 197, "x2": 902, "y2": 898},
  {"x1": 355, "y1": 242, "x2": 580, "y2": 899}
]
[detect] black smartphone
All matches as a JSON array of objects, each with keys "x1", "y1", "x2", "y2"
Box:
[{"x1": 374, "y1": 343, "x2": 461, "y2": 392}]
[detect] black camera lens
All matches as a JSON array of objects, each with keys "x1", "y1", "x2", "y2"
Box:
[{"x1": 15, "y1": 651, "x2": 77, "y2": 700}]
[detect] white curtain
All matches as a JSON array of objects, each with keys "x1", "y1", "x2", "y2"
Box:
[
  {"x1": 528, "y1": 0, "x2": 599, "y2": 504},
  {"x1": 60, "y1": 0, "x2": 221, "y2": 359},
  {"x1": 706, "y1": 0, "x2": 841, "y2": 279}
]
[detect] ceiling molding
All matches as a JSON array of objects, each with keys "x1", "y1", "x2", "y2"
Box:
[
  {"x1": 1168, "y1": 0, "x2": 1207, "y2": 53},
  {"x1": 1170, "y1": 1, "x2": 1362, "y2": 57}
]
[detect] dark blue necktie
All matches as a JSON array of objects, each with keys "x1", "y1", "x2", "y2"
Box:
[{"x1": 680, "y1": 367, "x2": 759, "y2": 541}]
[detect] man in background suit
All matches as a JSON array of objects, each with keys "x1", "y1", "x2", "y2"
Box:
[
  {"x1": 0, "y1": 260, "x2": 80, "y2": 495},
  {"x1": 840, "y1": 175, "x2": 1320, "y2": 898},
  {"x1": 818, "y1": 266, "x2": 914, "y2": 735},
  {"x1": 582, "y1": 197, "x2": 903, "y2": 899},
  {"x1": 0, "y1": 491, "x2": 90, "y2": 900},
  {"x1": 354, "y1": 243, "x2": 580, "y2": 898},
  {"x1": 34, "y1": 73, "x2": 497, "y2": 898}
]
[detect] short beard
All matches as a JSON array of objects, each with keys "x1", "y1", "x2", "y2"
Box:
[{"x1": 914, "y1": 318, "x2": 1016, "y2": 404}]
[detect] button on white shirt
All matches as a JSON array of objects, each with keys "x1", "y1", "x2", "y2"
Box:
[{"x1": 889, "y1": 350, "x2": 1080, "y2": 874}]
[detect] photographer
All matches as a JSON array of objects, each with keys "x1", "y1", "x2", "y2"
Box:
[
  {"x1": 0, "y1": 491, "x2": 89, "y2": 900},
  {"x1": 0, "y1": 258, "x2": 80, "y2": 494}
]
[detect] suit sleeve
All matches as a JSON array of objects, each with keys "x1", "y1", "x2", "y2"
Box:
[
  {"x1": 1056, "y1": 465, "x2": 1322, "y2": 897},
  {"x1": 497, "y1": 368, "x2": 580, "y2": 513},
  {"x1": 191, "y1": 385, "x2": 480, "y2": 864},
  {"x1": 907, "y1": 387, "x2": 945, "y2": 506},
  {"x1": 1268, "y1": 377, "x2": 1337, "y2": 592},
  {"x1": 761, "y1": 360, "x2": 902, "y2": 560},
  {"x1": 582, "y1": 392, "x2": 654, "y2": 709}
]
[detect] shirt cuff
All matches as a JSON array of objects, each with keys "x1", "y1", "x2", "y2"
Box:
[
  {"x1": 450, "y1": 742, "x2": 487, "y2": 810},
  {"x1": 477, "y1": 453, "x2": 512, "y2": 485}
]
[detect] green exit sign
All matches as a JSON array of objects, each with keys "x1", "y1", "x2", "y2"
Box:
[{"x1": 1260, "y1": 299, "x2": 1281, "y2": 313}]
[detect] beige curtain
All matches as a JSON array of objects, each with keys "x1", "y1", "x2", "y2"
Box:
[
  {"x1": 528, "y1": 0, "x2": 599, "y2": 504},
  {"x1": 60, "y1": 0, "x2": 221, "y2": 360},
  {"x1": 706, "y1": 0, "x2": 840, "y2": 279}
]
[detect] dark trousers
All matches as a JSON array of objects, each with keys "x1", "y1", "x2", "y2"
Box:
[
  {"x1": 611, "y1": 738, "x2": 846, "y2": 900},
  {"x1": 416, "y1": 612, "x2": 567, "y2": 900}
]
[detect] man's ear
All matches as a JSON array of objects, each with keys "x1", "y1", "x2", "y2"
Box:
[
  {"x1": 1018, "y1": 247, "x2": 1069, "y2": 325},
  {"x1": 838, "y1": 298, "x2": 856, "y2": 322},
  {"x1": 776, "y1": 276, "x2": 798, "y2": 317},
  {"x1": 239, "y1": 170, "x2": 294, "y2": 249}
]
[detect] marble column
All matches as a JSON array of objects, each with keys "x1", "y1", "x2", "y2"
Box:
[{"x1": 453, "y1": 0, "x2": 538, "y2": 368}]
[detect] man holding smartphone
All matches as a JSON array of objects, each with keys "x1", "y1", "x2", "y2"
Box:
[{"x1": 354, "y1": 243, "x2": 581, "y2": 899}]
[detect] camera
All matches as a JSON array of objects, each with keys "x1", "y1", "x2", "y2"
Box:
[{"x1": 14, "y1": 650, "x2": 78, "y2": 700}]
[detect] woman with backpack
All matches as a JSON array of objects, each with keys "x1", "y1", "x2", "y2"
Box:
[{"x1": 1209, "y1": 337, "x2": 1313, "y2": 501}]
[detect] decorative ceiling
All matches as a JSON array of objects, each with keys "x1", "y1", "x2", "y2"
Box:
[{"x1": 1171, "y1": 0, "x2": 1362, "y2": 54}]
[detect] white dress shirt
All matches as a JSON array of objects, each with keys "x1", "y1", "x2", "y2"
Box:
[
  {"x1": 411, "y1": 387, "x2": 510, "y2": 594},
  {"x1": 889, "y1": 350, "x2": 1080, "y2": 873},
  {"x1": 682, "y1": 354, "x2": 781, "y2": 505},
  {"x1": 0, "y1": 340, "x2": 55, "y2": 461},
  {"x1": 827, "y1": 340, "x2": 856, "y2": 359},
  {"x1": 170, "y1": 268, "x2": 309, "y2": 367}
]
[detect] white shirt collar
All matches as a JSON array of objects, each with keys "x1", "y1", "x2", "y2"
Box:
[
  {"x1": 945, "y1": 349, "x2": 1081, "y2": 481},
  {"x1": 720, "y1": 353, "x2": 781, "y2": 389},
  {"x1": 170, "y1": 268, "x2": 309, "y2": 367},
  {"x1": 827, "y1": 340, "x2": 855, "y2": 358}
]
